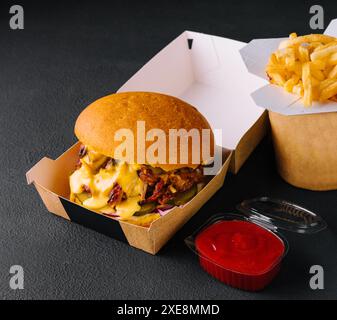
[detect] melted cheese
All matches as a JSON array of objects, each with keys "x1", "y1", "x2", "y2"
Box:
[
  {"x1": 82, "y1": 147, "x2": 108, "y2": 171},
  {"x1": 126, "y1": 213, "x2": 161, "y2": 227},
  {"x1": 83, "y1": 195, "x2": 110, "y2": 210},
  {"x1": 115, "y1": 162, "x2": 142, "y2": 196},
  {"x1": 69, "y1": 149, "x2": 144, "y2": 219},
  {"x1": 69, "y1": 165, "x2": 92, "y2": 194},
  {"x1": 93, "y1": 169, "x2": 118, "y2": 195},
  {"x1": 115, "y1": 196, "x2": 141, "y2": 220}
]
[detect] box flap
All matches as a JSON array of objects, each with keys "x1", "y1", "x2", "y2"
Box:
[
  {"x1": 240, "y1": 38, "x2": 285, "y2": 79},
  {"x1": 325, "y1": 18, "x2": 337, "y2": 37},
  {"x1": 118, "y1": 31, "x2": 265, "y2": 150}
]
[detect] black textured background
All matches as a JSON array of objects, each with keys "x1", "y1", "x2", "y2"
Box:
[{"x1": 0, "y1": 0, "x2": 337, "y2": 300}]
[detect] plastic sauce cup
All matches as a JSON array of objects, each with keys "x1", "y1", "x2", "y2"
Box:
[{"x1": 185, "y1": 197, "x2": 327, "y2": 291}]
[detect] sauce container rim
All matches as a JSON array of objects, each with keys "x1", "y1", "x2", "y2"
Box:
[{"x1": 236, "y1": 197, "x2": 327, "y2": 234}]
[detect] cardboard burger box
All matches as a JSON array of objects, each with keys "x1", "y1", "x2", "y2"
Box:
[
  {"x1": 26, "y1": 31, "x2": 267, "y2": 254},
  {"x1": 240, "y1": 19, "x2": 337, "y2": 191}
]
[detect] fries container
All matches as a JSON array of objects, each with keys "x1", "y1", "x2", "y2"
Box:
[
  {"x1": 185, "y1": 197, "x2": 326, "y2": 291},
  {"x1": 27, "y1": 31, "x2": 268, "y2": 254},
  {"x1": 240, "y1": 19, "x2": 337, "y2": 190},
  {"x1": 269, "y1": 111, "x2": 337, "y2": 190}
]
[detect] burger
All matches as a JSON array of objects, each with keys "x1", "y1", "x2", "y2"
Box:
[{"x1": 69, "y1": 92, "x2": 214, "y2": 227}]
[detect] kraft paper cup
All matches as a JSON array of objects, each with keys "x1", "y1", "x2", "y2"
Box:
[{"x1": 269, "y1": 111, "x2": 337, "y2": 191}]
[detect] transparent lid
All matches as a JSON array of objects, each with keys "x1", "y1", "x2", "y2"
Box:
[{"x1": 237, "y1": 197, "x2": 327, "y2": 234}]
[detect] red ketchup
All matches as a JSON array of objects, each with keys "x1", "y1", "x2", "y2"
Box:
[{"x1": 195, "y1": 220, "x2": 285, "y2": 291}]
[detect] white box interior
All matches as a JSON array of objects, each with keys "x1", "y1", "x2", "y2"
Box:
[{"x1": 118, "y1": 31, "x2": 266, "y2": 150}]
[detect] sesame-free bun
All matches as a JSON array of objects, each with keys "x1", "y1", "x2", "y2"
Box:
[{"x1": 75, "y1": 92, "x2": 214, "y2": 171}]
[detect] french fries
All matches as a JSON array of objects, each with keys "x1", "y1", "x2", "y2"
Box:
[
  {"x1": 302, "y1": 62, "x2": 312, "y2": 106},
  {"x1": 266, "y1": 33, "x2": 337, "y2": 106}
]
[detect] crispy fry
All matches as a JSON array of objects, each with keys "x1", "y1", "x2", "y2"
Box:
[
  {"x1": 268, "y1": 72, "x2": 285, "y2": 86},
  {"x1": 311, "y1": 59, "x2": 326, "y2": 70},
  {"x1": 284, "y1": 47, "x2": 296, "y2": 66},
  {"x1": 284, "y1": 77, "x2": 298, "y2": 92},
  {"x1": 308, "y1": 41, "x2": 324, "y2": 50},
  {"x1": 279, "y1": 34, "x2": 336, "y2": 49},
  {"x1": 328, "y1": 65, "x2": 337, "y2": 79},
  {"x1": 310, "y1": 64, "x2": 325, "y2": 81},
  {"x1": 266, "y1": 64, "x2": 287, "y2": 74},
  {"x1": 319, "y1": 78, "x2": 336, "y2": 91},
  {"x1": 329, "y1": 52, "x2": 337, "y2": 65},
  {"x1": 311, "y1": 76, "x2": 320, "y2": 87},
  {"x1": 298, "y1": 45, "x2": 310, "y2": 62},
  {"x1": 289, "y1": 32, "x2": 298, "y2": 40},
  {"x1": 266, "y1": 32, "x2": 337, "y2": 106},
  {"x1": 268, "y1": 53, "x2": 278, "y2": 65},
  {"x1": 313, "y1": 40, "x2": 337, "y2": 52},
  {"x1": 311, "y1": 44, "x2": 337, "y2": 61},
  {"x1": 292, "y1": 83, "x2": 304, "y2": 96},
  {"x1": 302, "y1": 62, "x2": 312, "y2": 106},
  {"x1": 320, "y1": 81, "x2": 337, "y2": 101}
]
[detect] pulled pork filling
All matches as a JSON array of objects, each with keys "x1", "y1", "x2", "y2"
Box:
[
  {"x1": 69, "y1": 144, "x2": 205, "y2": 227},
  {"x1": 138, "y1": 165, "x2": 204, "y2": 204}
]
